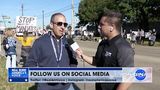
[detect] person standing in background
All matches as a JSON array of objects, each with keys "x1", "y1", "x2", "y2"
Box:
[
  {"x1": 140, "y1": 29, "x2": 145, "y2": 45},
  {"x1": 17, "y1": 31, "x2": 36, "y2": 66},
  {"x1": 4, "y1": 29, "x2": 17, "y2": 69},
  {"x1": 152, "y1": 29, "x2": 157, "y2": 46},
  {"x1": 130, "y1": 31, "x2": 136, "y2": 49},
  {"x1": 136, "y1": 29, "x2": 141, "y2": 44}
]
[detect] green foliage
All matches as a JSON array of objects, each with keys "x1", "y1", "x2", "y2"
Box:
[
  {"x1": 78, "y1": 0, "x2": 110, "y2": 26},
  {"x1": 78, "y1": 0, "x2": 160, "y2": 31}
]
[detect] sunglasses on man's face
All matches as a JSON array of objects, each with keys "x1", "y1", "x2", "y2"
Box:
[{"x1": 53, "y1": 22, "x2": 68, "y2": 27}]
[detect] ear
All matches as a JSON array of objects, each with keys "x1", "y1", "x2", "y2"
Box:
[
  {"x1": 110, "y1": 27, "x2": 113, "y2": 32},
  {"x1": 50, "y1": 23, "x2": 53, "y2": 29}
]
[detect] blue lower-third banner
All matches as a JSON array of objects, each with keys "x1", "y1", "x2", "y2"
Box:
[{"x1": 8, "y1": 67, "x2": 152, "y2": 83}]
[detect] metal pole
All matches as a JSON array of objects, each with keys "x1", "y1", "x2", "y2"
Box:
[
  {"x1": 21, "y1": 3, "x2": 24, "y2": 16},
  {"x1": 42, "y1": 10, "x2": 44, "y2": 30},
  {"x1": 71, "y1": 0, "x2": 75, "y2": 38}
]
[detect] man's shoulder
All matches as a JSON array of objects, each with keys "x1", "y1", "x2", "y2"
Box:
[
  {"x1": 34, "y1": 34, "x2": 50, "y2": 45},
  {"x1": 115, "y1": 38, "x2": 132, "y2": 49},
  {"x1": 37, "y1": 34, "x2": 49, "y2": 41}
]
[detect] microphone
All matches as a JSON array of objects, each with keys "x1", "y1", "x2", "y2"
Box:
[
  {"x1": 67, "y1": 38, "x2": 79, "y2": 51},
  {"x1": 67, "y1": 38, "x2": 84, "y2": 60}
]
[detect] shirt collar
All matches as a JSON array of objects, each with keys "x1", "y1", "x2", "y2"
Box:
[
  {"x1": 108, "y1": 34, "x2": 121, "y2": 45},
  {"x1": 49, "y1": 31, "x2": 64, "y2": 40}
]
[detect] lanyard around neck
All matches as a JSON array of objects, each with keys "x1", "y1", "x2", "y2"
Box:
[{"x1": 50, "y1": 36, "x2": 63, "y2": 62}]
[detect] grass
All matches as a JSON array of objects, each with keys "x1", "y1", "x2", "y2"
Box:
[{"x1": 0, "y1": 55, "x2": 35, "y2": 90}]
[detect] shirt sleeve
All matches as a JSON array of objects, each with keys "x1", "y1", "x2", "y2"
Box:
[{"x1": 117, "y1": 45, "x2": 134, "y2": 67}]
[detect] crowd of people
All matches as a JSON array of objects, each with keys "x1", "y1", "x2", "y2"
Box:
[{"x1": 123, "y1": 28, "x2": 157, "y2": 48}]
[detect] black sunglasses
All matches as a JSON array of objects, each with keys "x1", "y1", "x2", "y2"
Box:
[{"x1": 53, "y1": 22, "x2": 68, "y2": 27}]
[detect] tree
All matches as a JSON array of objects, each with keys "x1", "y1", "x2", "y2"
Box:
[
  {"x1": 78, "y1": 0, "x2": 160, "y2": 31},
  {"x1": 78, "y1": 0, "x2": 110, "y2": 26},
  {"x1": 126, "y1": 0, "x2": 160, "y2": 31}
]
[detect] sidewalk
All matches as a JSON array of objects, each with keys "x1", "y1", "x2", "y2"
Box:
[
  {"x1": 0, "y1": 49, "x2": 5, "y2": 56},
  {"x1": 0, "y1": 43, "x2": 5, "y2": 57},
  {"x1": 0, "y1": 35, "x2": 5, "y2": 56}
]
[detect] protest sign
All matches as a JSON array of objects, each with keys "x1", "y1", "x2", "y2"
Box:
[{"x1": 16, "y1": 16, "x2": 37, "y2": 32}]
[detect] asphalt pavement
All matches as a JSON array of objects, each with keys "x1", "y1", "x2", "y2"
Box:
[{"x1": 0, "y1": 37, "x2": 160, "y2": 90}]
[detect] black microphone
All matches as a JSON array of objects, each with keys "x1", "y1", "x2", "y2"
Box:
[{"x1": 67, "y1": 38, "x2": 80, "y2": 51}]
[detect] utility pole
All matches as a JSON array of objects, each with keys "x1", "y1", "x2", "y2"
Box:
[
  {"x1": 21, "y1": 3, "x2": 24, "y2": 16},
  {"x1": 71, "y1": 0, "x2": 75, "y2": 38},
  {"x1": 42, "y1": 10, "x2": 44, "y2": 30}
]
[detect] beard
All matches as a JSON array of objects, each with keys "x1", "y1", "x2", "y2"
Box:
[{"x1": 98, "y1": 28, "x2": 105, "y2": 37}]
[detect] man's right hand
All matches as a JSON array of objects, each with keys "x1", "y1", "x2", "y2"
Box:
[{"x1": 75, "y1": 48, "x2": 83, "y2": 59}]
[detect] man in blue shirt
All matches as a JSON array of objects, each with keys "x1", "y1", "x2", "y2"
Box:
[{"x1": 25, "y1": 13, "x2": 78, "y2": 90}]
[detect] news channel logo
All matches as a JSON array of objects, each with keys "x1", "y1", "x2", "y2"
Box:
[{"x1": 135, "y1": 69, "x2": 146, "y2": 81}]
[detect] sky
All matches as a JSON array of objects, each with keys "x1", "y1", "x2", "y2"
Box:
[{"x1": 0, "y1": 0, "x2": 80, "y2": 28}]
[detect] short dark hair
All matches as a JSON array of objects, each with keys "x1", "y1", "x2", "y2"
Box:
[
  {"x1": 99, "y1": 9, "x2": 122, "y2": 31},
  {"x1": 50, "y1": 13, "x2": 65, "y2": 23}
]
